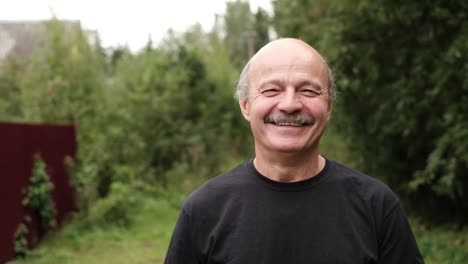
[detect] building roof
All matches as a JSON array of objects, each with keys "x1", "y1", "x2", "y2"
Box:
[
  {"x1": 0, "y1": 20, "x2": 81, "y2": 64},
  {"x1": 0, "y1": 21, "x2": 44, "y2": 63}
]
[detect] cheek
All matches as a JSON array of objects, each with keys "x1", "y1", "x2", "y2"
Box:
[
  {"x1": 250, "y1": 98, "x2": 277, "y2": 118},
  {"x1": 306, "y1": 99, "x2": 331, "y2": 118}
]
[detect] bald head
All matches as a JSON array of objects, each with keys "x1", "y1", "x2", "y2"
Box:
[{"x1": 236, "y1": 38, "x2": 336, "y2": 105}]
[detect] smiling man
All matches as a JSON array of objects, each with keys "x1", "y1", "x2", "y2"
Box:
[{"x1": 164, "y1": 38, "x2": 424, "y2": 264}]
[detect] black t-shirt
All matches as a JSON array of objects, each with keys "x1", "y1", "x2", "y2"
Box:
[{"x1": 165, "y1": 159, "x2": 424, "y2": 264}]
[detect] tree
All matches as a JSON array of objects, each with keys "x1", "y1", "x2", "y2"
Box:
[
  {"x1": 273, "y1": 0, "x2": 468, "y2": 224},
  {"x1": 224, "y1": 0, "x2": 254, "y2": 67},
  {"x1": 0, "y1": 60, "x2": 22, "y2": 120},
  {"x1": 253, "y1": 8, "x2": 271, "y2": 52},
  {"x1": 19, "y1": 19, "x2": 105, "y2": 123},
  {"x1": 339, "y1": 1, "x2": 468, "y2": 223},
  {"x1": 272, "y1": 0, "x2": 345, "y2": 58},
  {"x1": 334, "y1": 0, "x2": 468, "y2": 223}
]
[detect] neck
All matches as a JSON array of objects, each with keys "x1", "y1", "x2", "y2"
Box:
[{"x1": 253, "y1": 146, "x2": 325, "y2": 182}]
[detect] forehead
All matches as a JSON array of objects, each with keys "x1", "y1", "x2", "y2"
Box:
[
  {"x1": 249, "y1": 62, "x2": 328, "y2": 86},
  {"x1": 249, "y1": 42, "x2": 327, "y2": 80},
  {"x1": 250, "y1": 63, "x2": 322, "y2": 76}
]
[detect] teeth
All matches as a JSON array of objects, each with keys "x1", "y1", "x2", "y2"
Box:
[{"x1": 276, "y1": 123, "x2": 303, "y2": 127}]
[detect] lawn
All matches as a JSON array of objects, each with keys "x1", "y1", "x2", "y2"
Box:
[
  {"x1": 412, "y1": 220, "x2": 468, "y2": 264},
  {"x1": 9, "y1": 197, "x2": 179, "y2": 264}
]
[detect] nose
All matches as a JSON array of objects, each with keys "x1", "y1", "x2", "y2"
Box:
[{"x1": 277, "y1": 88, "x2": 303, "y2": 114}]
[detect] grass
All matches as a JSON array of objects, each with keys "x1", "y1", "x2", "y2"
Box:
[
  {"x1": 9, "y1": 197, "x2": 180, "y2": 264},
  {"x1": 412, "y1": 219, "x2": 468, "y2": 264}
]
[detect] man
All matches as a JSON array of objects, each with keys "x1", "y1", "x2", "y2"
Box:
[{"x1": 165, "y1": 38, "x2": 424, "y2": 263}]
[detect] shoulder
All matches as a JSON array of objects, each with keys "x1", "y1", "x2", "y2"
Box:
[
  {"x1": 326, "y1": 159, "x2": 399, "y2": 208},
  {"x1": 182, "y1": 160, "x2": 255, "y2": 214},
  {"x1": 194, "y1": 160, "x2": 253, "y2": 194},
  {"x1": 326, "y1": 160, "x2": 407, "y2": 237}
]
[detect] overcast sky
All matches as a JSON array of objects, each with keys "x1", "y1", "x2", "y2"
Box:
[{"x1": 0, "y1": 0, "x2": 272, "y2": 51}]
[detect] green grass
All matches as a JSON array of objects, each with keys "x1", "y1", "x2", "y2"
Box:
[
  {"x1": 9, "y1": 197, "x2": 180, "y2": 264},
  {"x1": 412, "y1": 219, "x2": 468, "y2": 264}
]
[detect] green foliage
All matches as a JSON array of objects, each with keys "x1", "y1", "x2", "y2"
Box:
[
  {"x1": 272, "y1": 0, "x2": 346, "y2": 58},
  {"x1": 11, "y1": 19, "x2": 109, "y2": 216},
  {"x1": 23, "y1": 156, "x2": 56, "y2": 232},
  {"x1": 14, "y1": 156, "x2": 56, "y2": 258},
  {"x1": 224, "y1": 0, "x2": 254, "y2": 67},
  {"x1": 273, "y1": 0, "x2": 468, "y2": 223},
  {"x1": 222, "y1": 2, "x2": 271, "y2": 65},
  {"x1": 19, "y1": 19, "x2": 104, "y2": 123},
  {"x1": 9, "y1": 197, "x2": 180, "y2": 264},
  {"x1": 19, "y1": 17, "x2": 252, "y2": 224},
  {"x1": 0, "y1": 60, "x2": 23, "y2": 120},
  {"x1": 253, "y1": 8, "x2": 271, "y2": 52},
  {"x1": 107, "y1": 38, "x2": 248, "y2": 182},
  {"x1": 86, "y1": 182, "x2": 139, "y2": 226},
  {"x1": 412, "y1": 219, "x2": 468, "y2": 263},
  {"x1": 1, "y1": 2, "x2": 258, "y2": 235},
  {"x1": 3, "y1": 5, "x2": 467, "y2": 258},
  {"x1": 334, "y1": 0, "x2": 468, "y2": 222},
  {"x1": 13, "y1": 222, "x2": 30, "y2": 258},
  {"x1": 182, "y1": 25, "x2": 253, "y2": 150}
]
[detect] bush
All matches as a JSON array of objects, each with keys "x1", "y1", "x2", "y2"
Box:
[
  {"x1": 23, "y1": 156, "x2": 56, "y2": 233},
  {"x1": 334, "y1": 0, "x2": 468, "y2": 223},
  {"x1": 3, "y1": 17, "x2": 252, "y2": 228},
  {"x1": 86, "y1": 182, "x2": 138, "y2": 226},
  {"x1": 273, "y1": 0, "x2": 468, "y2": 224}
]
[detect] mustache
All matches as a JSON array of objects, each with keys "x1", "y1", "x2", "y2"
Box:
[{"x1": 264, "y1": 113, "x2": 315, "y2": 126}]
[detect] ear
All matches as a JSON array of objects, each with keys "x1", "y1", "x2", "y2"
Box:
[
  {"x1": 239, "y1": 99, "x2": 251, "y2": 122},
  {"x1": 326, "y1": 104, "x2": 333, "y2": 122}
]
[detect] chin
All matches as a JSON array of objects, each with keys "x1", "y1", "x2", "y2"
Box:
[
  {"x1": 276, "y1": 147, "x2": 308, "y2": 153},
  {"x1": 267, "y1": 142, "x2": 311, "y2": 153}
]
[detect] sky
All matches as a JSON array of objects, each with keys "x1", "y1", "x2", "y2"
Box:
[{"x1": 0, "y1": 0, "x2": 272, "y2": 52}]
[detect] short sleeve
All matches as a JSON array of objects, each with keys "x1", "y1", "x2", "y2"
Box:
[
  {"x1": 164, "y1": 207, "x2": 199, "y2": 264},
  {"x1": 378, "y1": 203, "x2": 424, "y2": 263}
]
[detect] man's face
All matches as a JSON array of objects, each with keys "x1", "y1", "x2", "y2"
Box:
[{"x1": 240, "y1": 41, "x2": 331, "y2": 155}]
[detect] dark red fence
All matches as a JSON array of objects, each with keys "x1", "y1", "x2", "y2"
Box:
[{"x1": 0, "y1": 121, "x2": 77, "y2": 263}]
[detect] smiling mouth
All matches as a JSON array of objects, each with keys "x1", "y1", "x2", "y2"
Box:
[
  {"x1": 265, "y1": 114, "x2": 314, "y2": 127},
  {"x1": 274, "y1": 122, "x2": 305, "y2": 127}
]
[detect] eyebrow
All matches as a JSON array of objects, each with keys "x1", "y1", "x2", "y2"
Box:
[
  {"x1": 259, "y1": 79, "x2": 283, "y2": 89},
  {"x1": 259, "y1": 79, "x2": 323, "y2": 91}
]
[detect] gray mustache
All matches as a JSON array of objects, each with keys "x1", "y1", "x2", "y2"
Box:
[{"x1": 265, "y1": 114, "x2": 315, "y2": 126}]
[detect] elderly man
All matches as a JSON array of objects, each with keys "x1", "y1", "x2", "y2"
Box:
[{"x1": 165, "y1": 38, "x2": 424, "y2": 263}]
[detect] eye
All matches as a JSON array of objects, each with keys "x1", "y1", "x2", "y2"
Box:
[
  {"x1": 261, "y1": 87, "x2": 281, "y2": 97},
  {"x1": 300, "y1": 86, "x2": 322, "y2": 97}
]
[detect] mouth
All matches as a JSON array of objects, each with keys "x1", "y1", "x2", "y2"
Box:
[
  {"x1": 273, "y1": 122, "x2": 304, "y2": 127},
  {"x1": 265, "y1": 114, "x2": 314, "y2": 127}
]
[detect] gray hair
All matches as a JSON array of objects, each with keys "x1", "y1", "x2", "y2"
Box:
[{"x1": 235, "y1": 59, "x2": 336, "y2": 105}]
